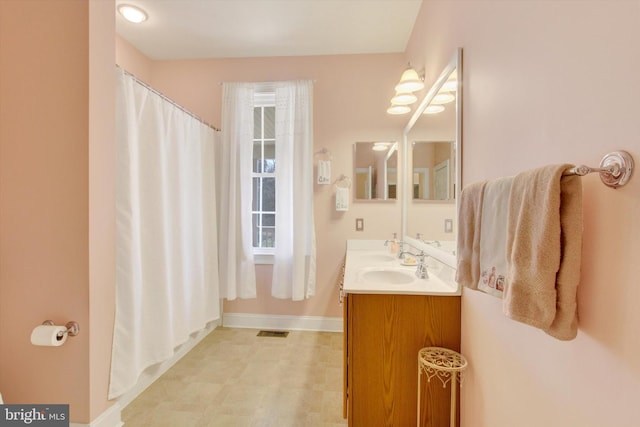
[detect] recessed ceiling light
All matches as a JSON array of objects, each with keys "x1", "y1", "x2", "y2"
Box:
[
  {"x1": 372, "y1": 142, "x2": 391, "y2": 151},
  {"x1": 118, "y1": 4, "x2": 148, "y2": 24}
]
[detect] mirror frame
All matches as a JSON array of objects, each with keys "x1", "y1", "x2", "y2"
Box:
[{"x1": 401, "y1": 48, "x2": 462, "y2": 268}]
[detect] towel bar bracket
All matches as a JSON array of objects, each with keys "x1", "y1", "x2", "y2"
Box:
[
  {"x1": 566, "y1": 150, "x2": 634, "y2": 189},
  {"x1": 598, "y1": 151, "x2": 633, "y2": 188}
]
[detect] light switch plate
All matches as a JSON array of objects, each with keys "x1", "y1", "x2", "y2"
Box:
[
  {"x1": 444, "y1": 218, "x2": 453, "y2": 233},
  {"x1": 356, "y1": 218, "x2": 364, "y2": 231}
]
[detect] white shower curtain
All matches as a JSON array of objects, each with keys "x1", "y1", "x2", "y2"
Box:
[
  {"x1": 109, "y1": 69, "x2": 220, "y2": 399},
  {"x1": 272, "y1": 81, "x2": 316, "y2": 300}
]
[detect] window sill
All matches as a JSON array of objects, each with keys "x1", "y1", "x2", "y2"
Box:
[{"x1": 254, "y1": 253, "x2": 274, "y2": 265}]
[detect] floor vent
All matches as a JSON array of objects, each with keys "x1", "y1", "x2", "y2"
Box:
[{"x1": 257, "y1": 330, "x2": 289, "y2": 338}]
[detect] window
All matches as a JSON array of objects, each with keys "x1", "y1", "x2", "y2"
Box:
[{"x1": 252, "y1": 93, "x2": 276, "y2": 254}]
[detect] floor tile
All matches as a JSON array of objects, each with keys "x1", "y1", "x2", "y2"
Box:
[{"x1": 122, "y1": 327, "x2": 348, "y2": 426}]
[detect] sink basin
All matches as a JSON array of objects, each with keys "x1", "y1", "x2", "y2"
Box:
[
  {"x1": 357, "y1": 253, "x2": 396, "y2": 263},
  {"x1": 360, "y1": 268, "x2": 415, "y2": 285}
]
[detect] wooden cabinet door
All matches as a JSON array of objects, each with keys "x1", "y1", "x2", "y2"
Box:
[{"x1": 348, "y1": 294, "x2": 460, "y2": 427}]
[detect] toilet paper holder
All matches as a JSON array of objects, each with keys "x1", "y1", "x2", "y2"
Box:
[{"x1": 42, "y1": 320, "x2": 80, "y2": 339}]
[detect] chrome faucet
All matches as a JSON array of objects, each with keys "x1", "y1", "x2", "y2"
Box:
[
  {"x1": 395, "y1": 240, "x2": 405, "y2": 258},
  {"x1": 398, "y1": 248, "x2": 418, "y2": 259},
  {"x1": 398, "y1": 250, "x2": 429, "y2": 279},
  {"x1": 415, "y1": 252, "x2": 429, "y2": 279}
]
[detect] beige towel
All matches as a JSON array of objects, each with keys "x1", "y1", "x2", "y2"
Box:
[
  {"x1": 504, "y1": 164, "x2": 582, "y2": 340},
  {"x1": 456, "y1": 181, "x2": 487, "y2": 290}
]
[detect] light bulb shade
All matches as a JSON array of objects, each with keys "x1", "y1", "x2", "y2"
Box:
[
  {"x1": 441, "y1": 80, "x2": 457, "y2": 92},
  {"x1": 387, "y1": 105, "x2": 411, "y2": 115},
  {"x1": 395, "y1": 68, "x2": 424, "y2": 93},
  {"x1": 118, "y1": 4, "x2": 148, "y2": 23},
  {"x1": 430, "y1": 93, "x2": 455, "y2": 105},
  {"x1": 390, "y1": 91, "x2": 417, "y2": 105},
  {"x1": 423, "y1": 105, "x2": 445, "y2": 114}
]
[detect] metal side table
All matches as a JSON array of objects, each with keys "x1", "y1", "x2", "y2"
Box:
[{"x1": 418, "y1": 347, "x2": 468, "y2": 427}]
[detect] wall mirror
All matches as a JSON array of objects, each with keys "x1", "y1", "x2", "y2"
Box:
[
  {"x1": 353, "y1": 141, "x2": 398, "y2": 201},
  {"x1": 401, "y1": 48, "x2": 462, "y2": 267},
  {"x1": 411, "y1": 141, "x2": 455, "y2": 200}
]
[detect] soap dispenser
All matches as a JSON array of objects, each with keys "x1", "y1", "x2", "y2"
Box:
[{"x1": 389, "y1": 233, "x2": 399, "y2": 255}]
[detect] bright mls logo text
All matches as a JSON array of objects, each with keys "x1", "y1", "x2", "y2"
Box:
[{"x1": 0, "y1": 404, "x2": 69, "y2": 426}]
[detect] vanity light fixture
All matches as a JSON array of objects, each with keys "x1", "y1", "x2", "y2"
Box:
[
  {"x1": 387, "y1": 64, "x2": 424, "y2": 114},
  {"x1": 430, "y1": 93, "x2": 456, "y2": 105},
  {"x1": 118, "y1": 4, "x2": 148, "y2": 23},
  {"x1": 386, "y1": 104, "x2": 411, "y2": 115},
  {"x1": 394, "y1": 66, "x2": 425, "y2": 93},
  {"x1": 390, "y1": 91, "x2": 418, "y2": 106},
  {"x1": 423, "y1": 105, "x2": 445, "y2": 114}
]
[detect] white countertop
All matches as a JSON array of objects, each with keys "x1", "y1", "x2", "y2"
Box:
[{"x1": 343, "y1": 240, "x2": 461, "y2": 296}]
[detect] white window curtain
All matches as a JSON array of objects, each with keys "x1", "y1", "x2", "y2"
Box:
[
  {"x1": 272, "y1": 80, "x2": 316, "y2": 300},
  {"x1": 218, "y1": 83, "x2": 257, "y2": 300},
  {"x1": 110, "y1": 68, "x2": 220, "y2": 399},
  {"x1": 220, "y1": 80, "x2": 315, "y2": 301}
]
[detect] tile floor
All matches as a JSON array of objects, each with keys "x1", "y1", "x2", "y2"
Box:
[{"x1": 122, "y1": 327, "x2": 348, "y2": 427}]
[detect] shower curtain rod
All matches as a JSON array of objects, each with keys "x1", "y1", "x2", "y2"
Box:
[{"x1": 117, "y1": 65, "x2": 221, "y2": 132}]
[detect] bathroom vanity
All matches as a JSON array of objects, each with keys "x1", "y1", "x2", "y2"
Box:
[{"x1": 342, "y1": 240, "x2": 461, "y2": 427}]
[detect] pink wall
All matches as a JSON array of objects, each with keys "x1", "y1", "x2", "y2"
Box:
[
  {"x1": 0, "y1": 0, "x2": 91, "y2": 421},
  {"x1": 407, "y1": 1, "x2": 640, "y2": 425},
  {"x1": 115, "y1": 51, "x2": 408, "y2": 318},
  {"x1": 115, "y1": 35, "x2": 152, "y2": 82},
  {"x1": 0, "y1": 0, "x2": 115, "y2": 423},
  {"x1": 89, "y1": 0, "x2": 116, "y2": 421}
]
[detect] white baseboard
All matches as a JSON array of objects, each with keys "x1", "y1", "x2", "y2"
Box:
[
  {"x1": 222, "y1": 313, "x2": 343, "y2": 332},
  {"x1": 69, "y1": 402, "x2": 123, "y2": 427}
]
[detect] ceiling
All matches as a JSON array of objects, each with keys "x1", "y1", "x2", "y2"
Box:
[{"x1": 115, "y1": 0, "x2": 423, "y2": 60}]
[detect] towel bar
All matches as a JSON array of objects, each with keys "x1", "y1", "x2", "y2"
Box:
[{"x1": 563, "y1": 150, "x2": 633, "y2": 188}]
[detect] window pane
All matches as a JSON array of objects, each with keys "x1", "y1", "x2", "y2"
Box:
[
  {"x1": 263, "y1": 141, "x2": 275, "y2": 173},
  {"x1": 253, "y1": 142, "x2": 262, "y2": 173},
  {"x1": 264, "y1": 106, "x2": 275, "y2": 138},
  {"x1": 263, "y1": 213, "x2": 275, "y2": 226},
  {"x1": 262, "y1": 178, "x2": 275, "y2": 211},
  {"x1": 253, "y1": 107, "x2": 262, "y2": 138},
  {"x1": 263, "y1": 159, "x2": 275, "y2": 173},
  {"x1": 252, "y1": 214, "x2": 260, "y2": 247},
  {"x1": 252, "y1": 178, "x2": 261, "y2": 211},
  {"x1": 262, "y1": 228, "x2": 275, "y2": 248}
]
